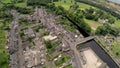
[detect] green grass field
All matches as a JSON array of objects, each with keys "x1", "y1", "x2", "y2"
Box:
[
  {"x1": 0, "y1": 0, "x2": 28, "y2": 8},
  {"x1": 2, "y1": 0, "x2": 11, "y2": 3},
  {"x1": 54, "y1": 0, "x2": 94, "y2": 10},
  {"x1": 114, "y1": 20, "x2": 120, "y2": 28},
  {"x1": 85, "y1": 19, "x2": 101, "y2": 33},
  {"x1": 85, "y1": 19, "x2": 101, "y2": 30},
  {"x1": 54, "y1": 0, "x2": 74, "y2": 10},
  {"x1": 15, "y1": 2, "x2": 27, "y2": 7},
  {"x1": 0, "y1": 21, "x2": 9, "y2": 68}
]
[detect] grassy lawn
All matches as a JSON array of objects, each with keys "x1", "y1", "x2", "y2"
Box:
[
  {"x1": 0, "y1": 4, "x2": 3, "y2": 8},
  {"x1": 2, "y1": 0, "x2": 11, "y2": 3},
  {"x1": 15, "y1": 0, "x2": 32, "y2": 8},
  {"x1": 54, "y1": 0, "x2": 74, "y2": 10},
  {"x1": 15, "y1": 2, "x2": 27, "y2": 7},
  {"x1": 54, "y1": 0, "x2": 94, "y2": 10},
  {"x1": 84, "y1": 19, "x2": 101, "y2": 33},
  {"x1": 0, "y1": 21, "x2": 9, "y2": 68},
  {"x1": 114, "y1": 19, "x2": 120, "y2": 28},
  {"x1": 77, "y1": 2, "x2": 94, "y2": 10},
  {"x1": 0, "y1": 0, "x2": 30, "y2": 8},
  {"x1": 85, "y1": 19, "x2": 101, "y2": 30}
]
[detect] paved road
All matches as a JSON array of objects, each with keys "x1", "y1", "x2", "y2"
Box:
[{"x1": 9, "y1": 10, "x2": 25, "y2": 68}]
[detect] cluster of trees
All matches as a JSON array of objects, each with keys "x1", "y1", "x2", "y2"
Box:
[
  {"x1": 27, "y1": 0, "x2": 52, "y2": 6},
  {"x1": 0, "y1": 10, "x2": 12, "y2": 30},
  {"x1": 68, "y1": 12, "x2": 91, "y2": 33},
  {"x1": 0, "y1": 10, "x2": 13, "y2": 20},
  {"x1": 96, "y1": 23, "x2": 120, "y2": 36},
  {"x1": 46, "y1": 3, "x2": 91, "y2": 33},
  {"x1": 27, "y1": 0, "x2": 59, "y2": 6},
  {"x1": 84, "y1": 8, "x2": 115, "y2": 24},
  {"x1": 46, "y1": 3, "x2": 66, "y2": 15},
  {"x1": 76, "y1": 0, "x2": 120, "y2": 19},
  {"x1": 2, "y1": 4, "x2": 33, "y2": 14},
  {"x1": 10, "y1": 0, "x2": 24, "y2": 3},
  {"x1": 16, "y1": 7, "x2": 33, "y2": 14},
  {"x1": 44, "y1": 40, "x2": 58, "y2": 52}
]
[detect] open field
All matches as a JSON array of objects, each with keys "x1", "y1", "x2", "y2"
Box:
[
  {"x1": 0, "y1": 0, "x2": 28, "y2": 8},
  {"x1": 54, "y1": 0, "x2": 94, "y2": 10},
  {"x1": 15, "y1": 2, "x2": 27, "y2": 7},
  {"x1": 2, "y1": 0, "x2": 11, "y2": 3},
  {"x1": 84, "y1": 19, "x2": 101, "y2": 33},
  {"x1": 84, "y1": 19, "x2": 101, "y2": 30},
  {"x1": 54, "y1": 0, "x2": 74, "y2": 10},
  {"x1": 114, "y1": 20, "x2": 120, "y2": 28}
]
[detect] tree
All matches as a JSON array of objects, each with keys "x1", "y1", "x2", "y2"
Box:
[
  {"x1": 95, "y1": 26, "x2": 107, "y2": 35},
  {"x1": 86, "y1": 7, "x2": 94, "y2": 14},
  {"x1": 95, "y1": 23, "x2": 111, "y2": 35},
  {"x1": 85, "y1": 14, "x2": 95, "y2": 20},
  {"x1": 70, "y1": 4, "x2": 79, "y2": 11},
  {"x1": 116, "y1": 52, "x2": 119, "y2": 56},
  {"x1": 110, "y1": 27, "x2": 119, "y2": 36},
  {"x1": 96, "y1": 23, "x2": 119, "y2": 36},
  {"x1": 27, "y1": 0, "x2": 52, "y2": 6},
  {"x1": 68, "y1": 12, "x2": 91, "y2": 33},
  {"x1": 108, "y1": 18, "x2": 115, "y2": 24},
  {"x1": 55, "y1": 6, "x2": 66, "y2": 15}
]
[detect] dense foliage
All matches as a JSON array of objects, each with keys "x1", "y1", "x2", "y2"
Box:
[
  {"x1": 0, "y1": 10, "x2": 10, "y2": 68},
  {"x1": 0, "y1": 10, "x2": 13, "y2": 20},
  {"x1": 84, "y1": 8, "x2": 115, "y2": 24},
  {"x1": 44, "y1": 40, "x2": 58, "y2": 52},
  {"x1": 46, "y1": 3, "x2": 66, "y2": 15},
  {"x1": 68, "y1": 12, "x2": 91, "y2": 33},
  {"x1": 96, "y1": 23, "x2": 120, "y2": 36},
  {"x1": 2, "y1": 4, "x2": 33, "y2": 14},
  {"x1": 27, "y1": 0, "x2": 52, "y2": 6}
]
